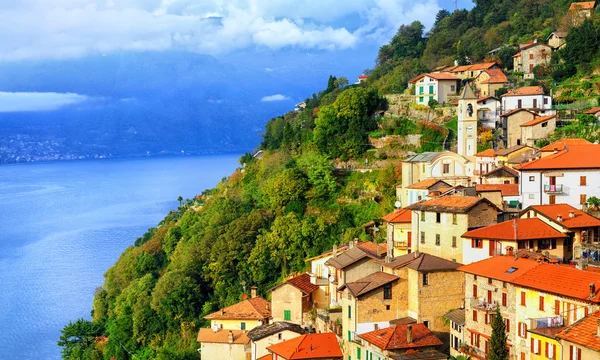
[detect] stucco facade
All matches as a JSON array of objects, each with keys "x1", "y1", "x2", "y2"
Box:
[
  {"x1": 501, "y1": 110, "x2": 537, "y2": 148},
  {"x1": 199, "y1": 341, "x2": 248, "y2": 360},
  {"x1": 271, "y1": 285, "x2": 306, "y2": 326},
  {"x1": 411, "y1": 75, "x2": 459, "y2": 105},
  {"x1": 211, "y1": 319, "x2": 263, "y2": 331},
  {"x1": 250, "y1": 330, "x2": 304, "y2": 360},
  {"x1": 520, "y1": 169, "x2": 600, "y2": 210}
]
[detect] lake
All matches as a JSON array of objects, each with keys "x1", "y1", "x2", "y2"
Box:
[{"x1": 0, "y1": 154, "x2": 241, "y2": 359}]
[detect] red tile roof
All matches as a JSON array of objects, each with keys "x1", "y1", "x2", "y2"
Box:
[
  {"x1": 406, "y1": 196, "x2": 500, "y2": 214},
  {"x1": 449, "y1": 62, "x2": 498, "y2": 73},
  {"x1": 383, "y1": 208, "x2": 412, "y2": 223},
  {"x1": 476, "y1": 184, "x2": 520, "y2": 196},
  {"x1": 409, "y1": 73, "x2": 460, "y2": 83},
  {"x1": 358, "y1": 324, "x2": 443, "y2": 350},
  {"x1": 527, "y1": 204, "x2": 600, "y2": 229},
  {"x1": 517, "y1": 144, "x2": 600, "y2": 170},
  {"x1": 480, "y1": 69, "x2": 509, "y2": 84},
  {"x1": 585, "y1": 107, "x2": 600, "y2": 115},
  {"x1": 271, "y1": 273, "x2": 318, "y2": 295},
  {"x1": 358, "y1": 75, "x2": 368, "y2": 79},
  {"x1": 569, "y1": 1, "x2": 596, "y2": 11},
  {"x1": 540, "y1": 138, "x2": 591, "y2": 152},
  {"x1": 512, "y1": 264, "x2": 600, "y2": 302},
  {"x1": 355, "y1": 241, "x2": 388, "y2": 258},
  {"x1": 197, "y1": 329, "x2": 249, "y2": 344},
  {"x1": 406, "y1": 179, "x2": 450, "y2": 190},
  {"x1": 458, "y1": 256, "x2": 543, "y2": 282},
  {"x1": 257, "y1": 355, "x2": 271, "y2": 360},
  {"x1": 501, "y1": 86, "x2": 545, "y2": 97},
  {"x1": 475, "y1": 149, "x2": 497, "y2": 157},
  {"x1": 462, "y1": 218, "x2": 566, "y2": 241},
  {"x1": 556, "y1": 311, "x2": 600, "y2": 351},
  {"x1": 266, "y1": 333, "x2": 343, "y2": 359},
  {"x1": 520, "y1": 114, "x2": 557, "y2": 127},
  {"x1": 205, "y1": 297, "x2": 271, "y2": 320}
]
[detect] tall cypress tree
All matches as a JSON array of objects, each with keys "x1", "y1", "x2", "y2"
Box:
[{"x1": 489, "y1": 307, "x2": 509, "y2": 360}]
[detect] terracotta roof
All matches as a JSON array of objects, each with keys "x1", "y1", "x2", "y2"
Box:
[
  {"x1": 495, "y1": 144, "x2": 534, "y2": 156},
  {"x1": 204, "y1": 297, "x2": 271, "y2": 320},
  {"x1": 527, "y1": 204, "x2": 600, "y2": 229},
  {"x1": 475, "y1": 149, "x2": 497, "y2": 157},
  {"x1": 358, "y1": 75, "x2": 368, "y2": 79},
  {"x1": 339, "y1": 271, "x2": 398, "y2": 297},
  {"x1": 540, "y1": 138, "x2": 591, "y2": 152},
  {"x1": 501, "y1": 86, "x2": 545, "y2": 97},
  {"x1": 266, "y1": 333, "x2": 343, "y2": 359},
  {"x1": 247, "y1": 321, "x2": 305, "y2": 341},
  {"x1": 480, "y1": 69, "x2": 509, "y2": 84},
  {"x1": 557, "y1": 311, "x2": 600, "y2": 351},
  {"x1": 257, "y1": 355, "x2": 271, "y2": 360},
  {"x1": 406, "y1": 196, "x2": 500, "y2": 214},
  {"x1": 512, "y1": 264, "x2": 600, "y2": 302},
  {"x1": 406, "y1": 179, "x2": 451, "y2": 190},
  {"x1": 462, "y1": 218, "x2": 566, "y2": 241},
  {"x1": 519, "y1": 42, "x2": 553, "y2": 52},
  {"x1": 482, "y1": 166, "x2": 519, "y2": 178},
  {"x1": 513, "y1": 51, "x2": 522, "y2": 58},
  {"x1": 458, "y1": 255, "x2": 543, "y2": 281},
  {"x1": 358, "y1": 324, "x2": 443, "y2": 350},
  {"x1": 585, "y1": 107, "x2": 600, "y2": 114},
  {"x1": 383, "y1": 208, "x2": 412, "y2": 223},
  {"x1": 517, "y1": 144, "x2": 600, "y2": 170},
  {"x1": 450, "y1": 62, "x2": 498, "y2": 73},
  {"x1": 570, "y1": 1, "x2": 596, "y2": 11},
  {"x1": 476, "y1": 184, "x2": 520, "y2": 196},
  {"x1": 444, "y1": 309, "x2": 466, "y2": 326},
  {"x1": 197, "y1": 329, "x2": 249, "y2": 344},
  {"x1": 271, "y1": 273, "x2": 318, "y2": 295},
  {"x1": 477, "y1": 96, "x2": 498, "y2": 103},
  {"x1": 520, "y1": 114, "x2": 557, "y2": 127},
  {"x1": 355, "y1": 241, "x2": 387, "y2": 258},
  {"x1": 389, "y1": 351, "x2": 450, "y2": 360},
  {"x1": 409, "y1": 73, "x2": 460, "y2": 83}
]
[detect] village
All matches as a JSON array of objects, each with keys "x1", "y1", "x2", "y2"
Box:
[{"x1": 193, "y1": 3, "x2": 600, "y2": 360}]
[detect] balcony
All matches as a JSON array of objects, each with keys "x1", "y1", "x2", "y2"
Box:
[
  {"x1": 529, "y1": 315, "x2": 564, "y2": 330},
  {"x1": 460, "y1": 344, "x2": 487, "y2": 360},
  {"x1": 544, "y1": 184, "x2": 564, "y2": 194},
  {"x1": 395, "y1": 241, "x2": 409, "y2": 250},
  {"x1": 470, "y1": 298, "x2": 496, "y2": 312}
]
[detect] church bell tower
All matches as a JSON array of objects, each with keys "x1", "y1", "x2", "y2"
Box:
[{"x1": 457, "y1": 85, "x2": 478, "y2": 158}]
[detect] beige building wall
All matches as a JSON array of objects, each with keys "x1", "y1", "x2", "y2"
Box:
[
  {"x1": 521, "y1": 45, "x2": 551, "y2": 79},
  {"x1": 386, "y1": 222, "x2": 412, "y2": 257},
  {"x1": 521, "y1": 118, "x2": 556, "y2": 147},
  {"x1": 355, "y1": 280, "x2": 407, "y2": 324},
  {"x1": 251, "y1": 330, "x2": 303, "y2": 360},
  {"x1": 200, "y1": 342, "x2": 248, "y2": 360},
  {"x1": 212, "y1": 319, "x2": 262, "y2": 331},
  {"x1": 271, "y1": 285, "x2": 304, "y2": 325},
  {"x1": 559, "y1": 339, "x2": 600, "y2": 360},
  {"x1": 506, "y1": 112, "x2": 536, "y2": 148}
]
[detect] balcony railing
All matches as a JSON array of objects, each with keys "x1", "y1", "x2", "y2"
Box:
[
  {"x1": 395, "y1": 241, "x2": 409, "y2": 250},
  {"x1": 529, "y1": 315, "x2": 564, "y2": 330},
  {"x1": 470, "y1": 298, "x2": 496, "y2": 312},
  {"x1": 544, "y1": 184, "x2": 564, "y2": 194},
  {"x1": 460, "y1": 344, "x2": 487, "y2": 360}
]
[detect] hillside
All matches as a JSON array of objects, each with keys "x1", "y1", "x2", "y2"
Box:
[{"x1": 58, "y1": 1, "x2": 600, "y2": 359}]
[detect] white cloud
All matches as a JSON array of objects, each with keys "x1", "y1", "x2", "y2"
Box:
[
  {"x1": 261, "y1": 94, "x2": 290, "y2": 102},
  {"x1": 0, "y1": 92, "x2": 89, "y2": 112},
  {"x1": 0, "y1": 0, "x2": 442, "y2": 61}
]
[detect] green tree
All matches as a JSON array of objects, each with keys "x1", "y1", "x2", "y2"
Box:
[
  {"x1": 488, "y1": 307, "x2": 509, "y2": 360},
  {"x1": 297, "y1": 152, "x2": 338, "y2": 200},
  {"x1": 563, "y1": 19, "x2": 600, "y2": 66},
  {"x1": 58, "y1": 319, "x2": 104, "y2": 359},
  {"x1": 334, "y1": 76, "x2": 349, "y2": 88},
  {"x1": 239, "y1": 152, "x2": 254, "y2": 166},
  {"x1": 177, "y1": 196, "x2": 183, "y2": 207}
]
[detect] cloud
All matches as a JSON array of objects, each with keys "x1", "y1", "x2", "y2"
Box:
[
  {"x1": 0, "y1": 92, "x2": 89, "y2": 112},
  {"x1": 0, "y1": 0, "x2": 442, "y2": 61},
  {"x1": 260, "y1": 94, "x2": 290, "y2": 102}
]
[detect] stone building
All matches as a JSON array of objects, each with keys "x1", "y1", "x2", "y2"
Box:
[
  {"x1": 474, "y1": 69, "x2": 509, "y2": 97},
  {"x1": 499, "y1": 109, "x2": 537, "y2": 148},
  {"x1": 547, "y1": 31, "x2": 567, "y2": 50},
  {"x1": 513, "y1": 42, "x2": 552, "y2": 79},
  {"x1": 270, "y1": 273, "x2": 319, "y2": 327},
  {"x1": 481, "y1": 166, "x2": 520, "y2": 185},
  {"x1": 519, "y1": 114, "x2": 557, "y2": 147}
]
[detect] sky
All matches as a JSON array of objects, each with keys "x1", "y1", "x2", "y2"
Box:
[{"x1": 0, "y1": 0, "x2": 474, "y2": 154}]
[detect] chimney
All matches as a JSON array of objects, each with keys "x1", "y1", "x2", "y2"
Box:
[
  {"x1": 407, "y1": 325, "x2": 413, "y2": 344},
  {"x1": 251, "y1": 286, "x2": 257, "y2": 299},
  {"x1": 333, "y1": 244, "x2": 338, "y2": 257},
  {"x1": 557, "y1": 214, "x2": 563, "y2": 222},
  {"x1": 591, "y1": 283, "x2": 596, "y2": 299},
  {"x1": 221, "y1": 309, "x2": 225, "y2": 316},
  {"x1": 349, "y1": 240, "x2": 354, "y2": 249},
  {"x1": 553, "y1": 147, "x2": 558, "y2": 154},
  {"x1": 374, "y1": 324, "x2": 379, "y2": 331},
  {"x1": 569, "y1": 211, "x2": 576, "y2": 219},
  {"x1": 414, "y1": 250, "x2": 419, "y2": 259},
  {"x1": 228, "y1": 330, "x2": 234, "y2": 344}
]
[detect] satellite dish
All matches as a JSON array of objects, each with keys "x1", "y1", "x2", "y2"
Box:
[{"x1": 394, "y1": 201, "x2": 402, "y2": 208}]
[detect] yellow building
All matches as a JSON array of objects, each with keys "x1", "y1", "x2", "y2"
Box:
[
  {"x1": 197, "y1": 328, "x2": 250, "y2": 360},
  {"x1": 204, "y1": 291, "x2": 271, "y2": 331},
  {"x1": 556, "y1": 310, "x2": 600, "y2": 360},
  {"x1": 495, "y1": 145, "x2": 536, "y2": 169},
  {"x1": 383, "y1": 208, "x2": 413, "y2": 257}
]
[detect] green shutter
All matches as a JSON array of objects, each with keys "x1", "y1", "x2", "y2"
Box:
[
  {"x1": 429, "y1": 85, "x2": 434, "y2": 94},
  {"x1": 348, "y1": 330, "x2": 351, "y2": 341},
  {"x1": 357, "y1": 347, "x2": 361, "y2": 359},
  {"x1": 419, "y1": 86, "x2": 424, "y2": 94},
  {"x1": 419, "y1": 97, "x2": 423, "y2": 103},
  {"x1": 348, "y1": 305, "x2": 351, "y2": 318},
  {"x1": 240, "y1": 322, "x2": 246, "y2": 330},
  {"x1": 429, "y1": 96, "x2": 433, "y2": 102},
  {"x1": 284, "y1": 310, "x2": 291, "y2": 321}
]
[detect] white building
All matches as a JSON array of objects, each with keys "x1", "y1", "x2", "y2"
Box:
[
  {"x1": 501, "y1": 86, "x2": 553, "y2": 112},
  {"x1": 408, "y1": 73, "x2": 460, "y2": 105},
  {"x1": 457, "y1": 86, "x2": 478, "y2": 160},
  {"x1": 518, "y1": 144, "x2": 600, "y2": 209},
  {"x1": 477, "y1": 96, "x2": 501, "y2": 129}
]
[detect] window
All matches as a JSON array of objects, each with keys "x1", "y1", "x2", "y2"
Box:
[
  {"x1": 555, "y1": 300, "x2": 560, "y2": 315},
  {"x1": 429, "y1": 96, "x2": 433, "y2": 102},
  {"x1": 419, "y1": 96, "x2": 424, "y2": 103},
  {"x1": 520, "y1": 291, "x2": 526, "y2": 306},
  {"x1": 471, "y1": 239, "x2": 483, "y2": 248},
  {"x1": 529, "y1": 53, "x2": 534, "y2": 60},
  {"x1": 544, "y1": 97, "x2": 548, "y2": 105},
  {"x1": 423, "y1": 273, "x2": 429, "y2": 286},
  {"x1": 436, "y1": 213, "x2": 441, "y2": 223},
  {"x1": 452, "y1": 214, "x2": 457, "y2": 224},
  {"x1": 348, "y1": 330, "x2": 352, "y2": 342},
  {"x1": 386, "y1": 305, "x2": 391, "y2": 310},
  {"x1": 529, "y1": 193, "x2": 536, "y2": 200},
  {"x1": 452, "y1": 236, "x2": 457, "y2": 248},
  {"x1": 443, "y1": 163, "x2": 450, "y2": 174},
  {"x1": 421, "y1": 211, "x2": 425, "y2": 222},
  {"x1": 241, "y1": 322, "x2": 246, "y2": 330},
  {"x1": 420, "y1": 231, "x2": 425, "y2": 244},
  {"x1": 487, "y1": 290, "x2": 493, "y2": 304},
  {"x1": 435, "y1": 234, "x2": 441, "y2": 246},
  {"x1": 529, "y1": 64, "x2": 534, "y2": 72},
  {"x1": 504, "y1": 318, "x2": 510, "y2": 333},
  {"x1": 539, "y1": 296, "x2": 545, "y2": 311},
  {"x1": 533, "y1": 99, "x2": 538, "y2": 108},
  {"x1": 502, "y1": 293, "x2": 507, "y2": 307},
  {"x1": 518, "y1": 99, "x2": 523, "y2": 108},
  {"x1": 529, "y1": 176, "x2": 535, "y2": 181},
  {"x1": 383, "y1": 284, "x2": 392, "y2": 299},
  {"x1": 473, "y1": 284, "x2": 478, "y2": 298},
  {"x1": 518, "y1": 322, "x2": 528, "y2": 337},
  {"x1": 532, "y1": 338, "x2": 540, "y2": 355},
  {"x1": 423, "y1": 320, "x2": 429, "y2": 328},
  {"x1": 542, "y1": 121, "x2": 548, "y2": 127},
  {"x1": 549, "y1": 195, "x2": 556, "y2": 204},
  {"x1": 357, "y1": 347, "x2": 361, "y2": 359},
  {"x1": 517, "y1": 139, "x2": 521, "y2": 145},
  {"x1": 547, "y1": 343, "x2": 556, "y2": 359},
  {"x1": 580, "y1": 194, "x2": 587, "y2": 205},
  {"x1": 473, "y1": 310, "x2": 478, "y2": 322},
  {"x1": 581, "y1": 176, "x2": 587, "y2": 186},
  {"x1": 348, "y1": 306, "x2": 351, "y2": 319},
  {"x1": 488, "y1": 278, "x2": 493, "y2": 285},
  {"x1": 429, "y1": 85, "x2": 434, "y2": 94},
  {"x1": 451, "y1": 85, "x2": 456, "y2": 92}
]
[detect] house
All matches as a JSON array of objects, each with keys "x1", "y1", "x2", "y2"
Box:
[
  {"x1": 475, "y1": 184, "x2": 520, "y2": 210},
  {"x1": 539, "y1": 138, "x2": 591, "y2": 157},
  {"x1": 461, "y1": 218, "x2": 569, "y2": 264},
  {"x1": 556, "y1": 311, "x2": 600, "y2": 360},
  {"x1": 295, "y1": 102, "x2": 307, "y2": 112},
  {"x1": 547, "y1": 31, "x2": 567, "y2": 50},
  {"x1": 585, "y1": 106, "x2": 600, "y2": 120},
  {"x1": 197, "y1": 328, "x2": 250, "y2": 360},
  {"x1": 501, "y1": 86, "x2": 553, "y2": 112},
  {"x1": 264, "y1": 333, "x2": 343, "y2": 360},
  {"x1": 204, "y1": 291, "x2": 271, "y2": 331},
  {"x1": 474, "y1": 149, "x2": 497, "y2": 179},
  {"x1": 477, "y1": 96, "x2": 501, "y2": 128},
  {"x1": 499, "y1": 109, "x2": 537, "y2": 148},
  {"x1": 383, "y1": 208, "x2": 413, "y2": 257},
  {"x1": 356, "y1": 324, "x2": 446, "y2": 360},
  {"x1": 568, "y1": 1, "x2": 596, "y2": 26},
  {"x1": 495, "y1": 145, "x2": 537, "y2": 168},
  {"x1": 444, "y1": 62, "x2": 501, "y2": 80},
  {"x1": 517, "y1": 144, "x2": 600, "y2": 209},
  {"x1": 246, "y1": 322, "x2": 305, "y2": 360},
  {"x1": 445, "y1": 308, "x2": 466, "y2": 358},
  {"x1": 357, "y1": 75, "x2": 368, "y2": 84},
  {"x1": 520, "y1": 114, "x2": 557, "y2": 147},
  {"x1": 513, "y1": 42, "x2": 552, "y2": 79},
  {"x1": 406, "y1": 196, "x2": 500, "y2": 263},
  {"x1": 270, "y1": 273, "x2": 319, "y2": 326},
  {"x1": 474, "y1": 69, "x2": 509, "y2": 97},
  {"x1": 520, "y1": 204, "x2": 600, "y2": 263},
  {"x1": 404, "y1": 179, "x2": 452, "y2": 206},
  {"x1": 481, "y1": 166, "x2": 520, "y2": 185},
  {"x1": 408, "y1": 73, "x2": 460, "y2": 105}
]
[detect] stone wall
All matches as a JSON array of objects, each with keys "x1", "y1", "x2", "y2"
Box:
[{"x1": 368, "y1": 135, "x2": 422, "y2": 149}]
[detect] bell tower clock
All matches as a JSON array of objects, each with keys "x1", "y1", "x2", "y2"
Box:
[{"x1": 457, "y1": 85, "x2": 478, "y2": 158}]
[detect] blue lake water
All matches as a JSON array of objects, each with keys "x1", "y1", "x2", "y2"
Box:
[{"x1": 0, "y1": 154, "x2": 241, "y2": 359}]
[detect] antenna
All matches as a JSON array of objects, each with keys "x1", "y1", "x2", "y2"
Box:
[{"x1": 454, "y1": 0, "x2": 458, "y2": 11}]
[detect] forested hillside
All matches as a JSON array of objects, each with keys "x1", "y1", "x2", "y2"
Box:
[{"x1": 59, "y1": 1, "x2": 600, "y2": 359}]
